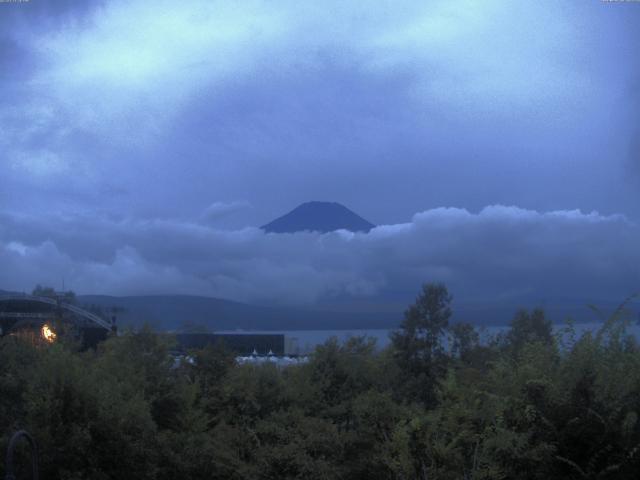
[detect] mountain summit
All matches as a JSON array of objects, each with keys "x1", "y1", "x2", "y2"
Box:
[{"x1": 261, "y1": 201, "x2": 375, "y2": 234}]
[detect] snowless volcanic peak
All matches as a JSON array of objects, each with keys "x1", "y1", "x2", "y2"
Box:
[{"x1": 261, "y1": 201, "x2": 375, "y2": 234}]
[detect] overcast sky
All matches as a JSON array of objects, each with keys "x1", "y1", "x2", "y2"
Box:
[{"x1": 1, "y1": 1, "x2": 639, "y2": 308}]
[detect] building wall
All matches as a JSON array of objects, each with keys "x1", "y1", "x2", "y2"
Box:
[{"x1": 175, "y1": 333, "x2": 286, "y2": 356}]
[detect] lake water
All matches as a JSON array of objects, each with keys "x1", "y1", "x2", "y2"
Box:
[{"x1": 220, "y1": 321, "x2": 640, "y2": 355}]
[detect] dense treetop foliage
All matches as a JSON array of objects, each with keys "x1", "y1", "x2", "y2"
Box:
[
  {"x1": 1, "y1": 284, "x2": 639, "y2": 479},
  {"x1": 31, "y1": 285, "x2": 77, "y2": 304}
]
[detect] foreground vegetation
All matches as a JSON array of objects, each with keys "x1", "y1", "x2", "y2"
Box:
[{"x1": 1, "y1": 284, "x2": 639, "y2": 479}]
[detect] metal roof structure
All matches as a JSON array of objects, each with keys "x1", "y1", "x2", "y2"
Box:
[{"x1": 0, "y1": 294, "x2": 111, "y2": 331}]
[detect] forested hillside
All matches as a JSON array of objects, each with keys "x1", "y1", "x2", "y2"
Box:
[{"x1": 1, "y1": 285, "x2": 639, "y2": 479}]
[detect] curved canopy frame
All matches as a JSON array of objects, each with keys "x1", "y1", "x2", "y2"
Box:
[{"x1": 0, "y1": 295, "x2": 111, "y2": 330}]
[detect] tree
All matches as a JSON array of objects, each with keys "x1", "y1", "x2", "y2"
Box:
[
  {"x1": 31, "y1": 285, "x2": 76, "y2": 304},
  {"x1": 505, "y1": 308, "x2": 553, "y2": 356},
  {"x1": 449, "y1": 322, "x2": 479, "y2": 363},
  {"x1": 31, "y1": 284, "x2": 56, "y2": 298},
  {"x1": 391, "y1": 283, "x2": 452, "y2": 406}
]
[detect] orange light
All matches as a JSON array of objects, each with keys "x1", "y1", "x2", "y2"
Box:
[{"x1": 41, "y1": 324, "x2": 57, "y2": 343}]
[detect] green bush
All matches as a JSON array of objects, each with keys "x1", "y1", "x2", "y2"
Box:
[{"x1": 1, "y1": 286, "x2": 639, "y2": 479}]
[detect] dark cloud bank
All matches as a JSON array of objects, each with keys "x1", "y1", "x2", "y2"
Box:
[{"x1": 1, "y1": 206, "x2": 637, "y2": 313}]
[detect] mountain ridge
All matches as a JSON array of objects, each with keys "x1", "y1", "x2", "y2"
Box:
[
  {"x1": 77, "y1": 293, "x2": 397, "y2": 331},
  {"x1": 3, "y1": 290, "x2": 632, "y2": 331},
  {"x1": 261, "y1": 201, "x2": 375, "y2": 234}
]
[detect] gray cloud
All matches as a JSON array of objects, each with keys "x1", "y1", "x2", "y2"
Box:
[
  {"x1": 1, "y1": 0, "x2": 639, "y2": 223},
  {"x1": 199, "y1": 201, "x2": 252, "y2": 225},
  {"x1": 1, "y1": 1, "x2": 639, "y2": 306},
  {"x1": 0, "y1": 206, "x2": 637, "y2": 306}
]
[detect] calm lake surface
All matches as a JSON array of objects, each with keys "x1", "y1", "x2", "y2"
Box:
[{"x1": 219, "y1": 322, "x2": 640, "y2": 355}]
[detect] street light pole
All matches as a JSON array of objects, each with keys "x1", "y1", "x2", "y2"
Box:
[{"x1": 4, "y1": 430, "x2": 39, "y2": 480}]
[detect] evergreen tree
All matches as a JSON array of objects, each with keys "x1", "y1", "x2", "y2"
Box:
[{"x1": 391, "y1": 282, "x2": 452, "y2": 406}]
